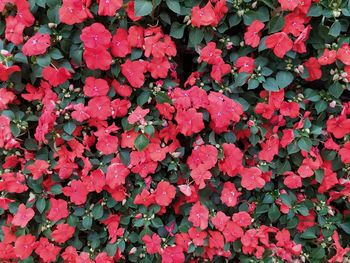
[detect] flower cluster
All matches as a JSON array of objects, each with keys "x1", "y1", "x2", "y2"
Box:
[{"x1": 1, "y1": 0, "x2": 350, "y2": 262}]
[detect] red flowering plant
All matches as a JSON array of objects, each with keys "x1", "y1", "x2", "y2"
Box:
[{"x1": 1, "y1": 0, "x2": 350, "y2": 262}]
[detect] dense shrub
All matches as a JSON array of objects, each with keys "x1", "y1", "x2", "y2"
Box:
[{"x1": 1, "y1": 0, "x2": 350, "y2": 262}]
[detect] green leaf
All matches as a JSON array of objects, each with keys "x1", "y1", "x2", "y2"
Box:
[
  {"x1": 63, "y1": 122, "x2": 76, "y2": 135},
  {"x1": 276, "y1": 71, "x2": 293, "y2": 88},
  {"x1": 268, "y1": 204, "x2": 281, "y2": 222},
  {"x1": 36, "y1": 54, "x2": 51, "y2": 67},
  {"x1": 262, "y1": 77, "x2": 279, "y2": 91},
  {"x1": 36, "y1": 198, "x2": 46, "y2": 213},
  {"x1": 170, "y1": 22, "x2": 186, "y2": 39},
  {"x1": 24, "y1": 138, "x2": 38, "y2": 151},
  {"x1": 329, "y1": 20, "x2": 341, "y2": 37},
  {"x1": 144, "y1": 125, "x2": 155, "y2": 136},
  {"x1": 298, "y1": 137, "x2": 312, "y2": 152},
  {"x1": 134, "y1": 0, "x2": 153, "y2": 16},
  {"x1": 151, "y1": 217, "x2": 163, "y2": 228},
  {"x1": 268, "y1": 16, "x2": 285, "y2": 34},
  {"x1": 50, "y1": 184, "x2": 62, "y2": 195},
  {"x1": 14, "y1": 53, "x2": 28, "y2": 64},
  {"x1": 134, "y1": 134, "x2": 149, "y2": 151},
  {"x1": 329, "y1": 82, "x2": 343, "y2": 98},
  {"x1": 307, "y1": 5, "x2": 323, "y2": 17},
  {"x1": 340, "y1": 222, "x2": 350, "y2": 234},
  {"x1": 106, "y1": 242, "x2": 118, "y2": 257},
  {"x1": 92, "y1": 205, "x2": 104, "y2": 220},
  {"x1": 166, "y1": 0, "x2": 181, "y2": 14},
  {"x1": 248, "y1": 79, "x2": 260, "y2": 90},
  {"x1": 156, "y1": 92, "x2": 172, "y2": 104},
  {"x1": 315, "y1": 100, "x2": 328, "y2": 114},
  {"x1": 300, "y1": 228, "x2": 317, "y2": 239},
  {"x1": 189, "y1": 28, "x2": 204, "y2": 46},
  {"x1": 280, "y1": 194, "x2": 292, "y2": 207},
  {"x1": 82, "y1": 216, "x2": 93, "y2": 229},
  {"x1": 10, "y1": 123, "x2": 20, "y2": 137},
  {"x1": 315, "y1": 169, "x2": 324, "y2": 184},
  {"x1": 232, "y1": 72, "x2": 250, "y2": 88}
]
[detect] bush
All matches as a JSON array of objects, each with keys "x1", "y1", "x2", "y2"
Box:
[{"x1": 1, "y1": 0, "x2": 350, "y2": 262}]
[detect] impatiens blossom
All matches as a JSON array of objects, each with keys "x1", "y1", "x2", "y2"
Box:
[
  {"x1": 12, "y1": 204, "x2": 34, "y2": 227},
  {"x1": 244, "y1": 20, "x2": 265, "y2": 48},
  {"x1": 265, "y1": 32, "x2": 293, "y2": 58},
  {"x1": 188, "y1": 201, "x2": 209, "y2": 230},
  {"x1": 22, "y1": 33, "x2": 50, "y2": 56},
  {"x1": 42, "y1": 66, "x2": 71, "y2": 86},
  {"x1": 154, "y1": 181, "x2": 176, "y2": 206}
]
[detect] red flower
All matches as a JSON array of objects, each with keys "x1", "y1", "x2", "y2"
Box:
[
  {"x1": 0, "y1": 63, "x2": 20, "y2": 81},
  {"x1": 327, "y1": 116, "x2": 350, "y2": 139},
  {"x1": 337, "y1": 43, "x2": 350, "y2": 65},
  {"x1": 62, "y1": 180, "x2": 88, "y2": 205},
  {"x1": 318, "y1": 49, "x2": 337, "y2": 65},
  {"x1": 318, "y1": 168, "x2": 338, "y2": 194},
  {"x1": 339, "y1": 142, "x2": 350, "y2": 163},
  {"x1": 128, "y1": 106, "x2": 149, "y2": 125},
  {"x1": 12, "y1": 204, "x2": 35, "y2": 227},
  {"x1": 199, "y1": 42, "x2": 223, "y2": 65},
  {"x1": 232, "y1": 211, "x2": 253, "y2": 227},
  {"x1": 147, "y1": 57, "x2": 171, "y2": 79},
  {"x1": 5, "y1": 17, "x2": 25, "y2": 44},
  {"x1": 154, "y1": 181, "x2": 176, "y2": 206},
  {"x1": 98, "y1": 0, "x2": 122, "y2": 16},
  {"x1": 59, "y1": 0, "x2": 93, "y2": 25},
  {"x1": 175, "y1": 108, "x2": 204, "y2": 136},
  {"x1": 280, "y1": 101, "x2": 300, "y2": 118},
  {"x1": 278, "y1": 0, "x2": 298, "y2": 10},
  {"x1": 35, "y1": 237, "x2": 61, "y2": 263},
  {"x1": 86, "y1": 96, "x2": 112, "y2": 120},
  {"x1": 142, "y1": 234, "x2": 161, "y2": 254},
  {"x1": 235, "y1": 56, "x2": 255, "y2": 74},
  {"x1": 240, "y1": 167, "x2": 266, "y2": 190},
  {"x1": 83, "y1": 48, "x2": 112, "y2": 70},
  {"x1": 258, "y1": 136, "x2": 279, "y2": 162},
  {"x1": 211, "y1": 211, "x2": 230, "y2": 231},
  {"x1": 111, "y1": 28, "x2": 131, "y2": 58},
  {"x1": 190, "y1": 167, "x2": 212, "y2": 189},
  {"x1": 126, "y1": 1, "x2": 142, "y2": 22},
  {"x1": 81, "y1": 23, "x2": 111, "y2": 49},
  {"x1": 188, "y1": 201, "x2": 209, "y2": 230},
  {"x1": 191, "y1": 2, "x2": 217, "y2": 28},
  {"x1": 42, "y1": 66, "x2": 71, "y2": 87},
  {"x1": 303, "y1": 57, "x2": 322, "y2": 81},
  {"x1": 121, "y1": 59, "x2": 147, "y2": 88},
  {"x1": 280, "y1": 129, "x2": 294, "y2": 148},
  {"x1": 188, "y1": 227, "x2": 207, "y2": 246},
  {"x1": 105, "y1": 157, "x2": 130, "y2": 189},
  {"x1": 282, "y1": 12, "x2": 306, "y2": 37},
  {"x1": 128, "y1": 26, "x2": 144, "y2": 48},
  {"x1": 51, "y1": 224, "x2": 75, "y2": 244},
  {"x1": 244, "y1": 20, "x2": 265, "y2": 48},
  {"x1": 211, "y1": 62, "x2": 231, "y2": 82},
  {"x1": 14, "y1": 234, "x2": 37, "y2": 260},
  {"x1": 22, "y1": 33, "x2": 50, "y2": 56},
  {"x1": 265, "y1": 32, "x2": 293, "y2": 58},
  {"x1": 283, "y1": 171, "x2": 302, "y2": 189},
  {"x1": 218, "y1": 143, "x2": 243, "y2": 176},
  {"x1": 83, "y1": 77, "x2": 109, "y2": 97},
  {"x1": 222, "y1": 221, "x2": 244, "y2": 242},
  {"x1": 0, "y1": 88, "x2": 16, "y2": 110},
  {"x1": 161, "y1": 246, "x2": 185, "y2": 263},
  {"x1": 47, "y1": 198, "x2": 69, "y2": 221},
  {"x1": 26, "y1": 160, "x2": 50, "y2": 180},
  {"x1": 255, "y1": 102, "x2": 275, "y2": 119},
  {"x1": 220, "y1": 182, "x2": 241, "y2": 207},
  {"x1": 329, "y1": 231, "x2": 350, "y2": 263}
]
